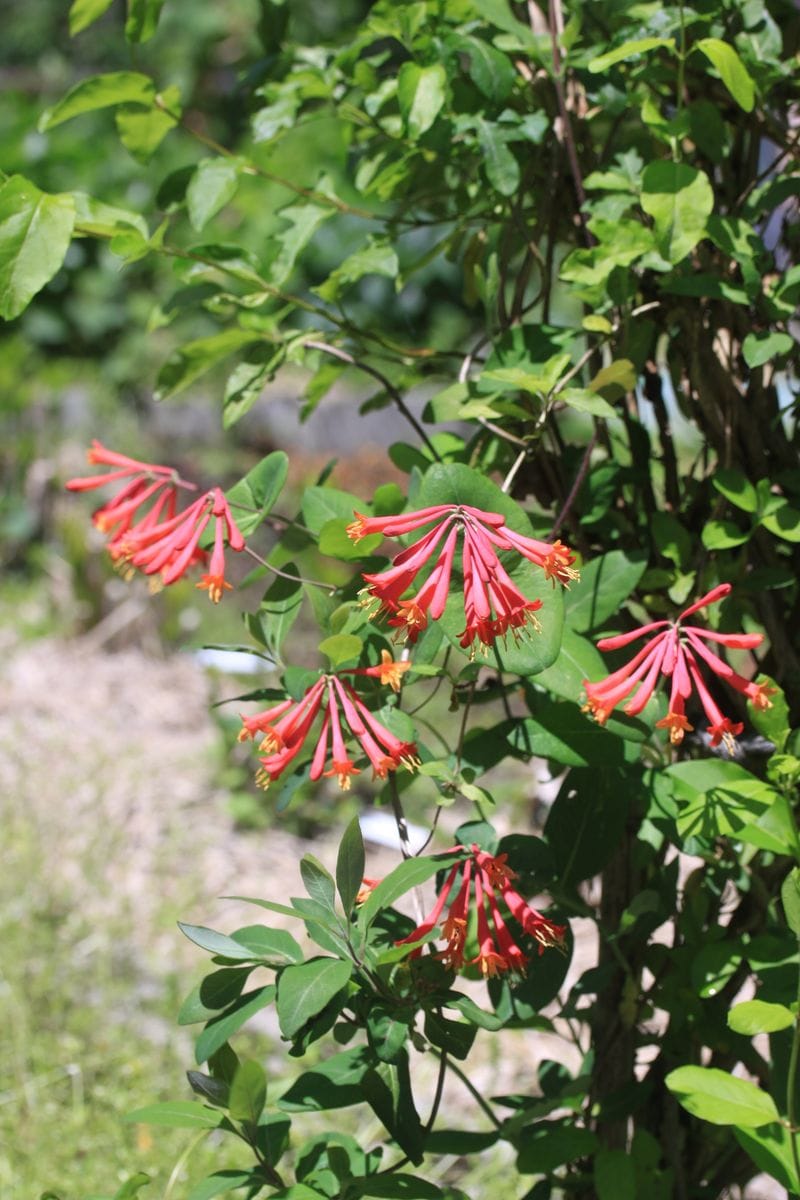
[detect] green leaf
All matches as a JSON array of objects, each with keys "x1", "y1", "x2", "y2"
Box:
[
  {"x1": 362, "y1": 1055, "x2": 424, "y2": 1164},
  {"x1": 397, "y1": 63, "x2": 446, "y2": 138},
  {"x1": 695, "y1": 38, "x2": 755, "y2": 112},
  {"x1": 270, "y1": 201, "x2": 333, "y2": 286},
  {"x1": 640, "y1": 161, "x2": 714, "y2": 263},
  {"x1": 782, "y1": 868, "x2": 800, "y2": 939},
  {"x1": 564, "y1": 549, "x2": 647, "y2": 633},
  {"x1": 509, "y1": 702, "x2": 626, "y2": 767},
  {"x1": 336, "y1": 816, "x2": 366, "y2": 916},
  {"x1": 112, "y1": 1176, "x2": 152, "y2": 1200},
  {"x1": 186, "y1": 1172, "x2": 257, "y2": 1200},
  {"x1": 594, "y1": 1149, "x2": 636, "y2": 1200},
  {"x1": 701, "y1": 519, "x2": 750, "y2": 550},
  {"x1": 155, "y1": 329, "x2": 262, "y2": 401},
  {"x1": 178, "y1": 967, "x2": 253, "y2": 1024},
  {"x1": 300, "y1": 855, "x2": 337, "y2": 913},
  {"x1": 230, "y1": 925, "x2": 304, "y2": 965},
  {"x1": 278, "y1": 1047, "x2": 373, "y2": 1112},
  {"x1": 69, "y1": 0, "x2": 115, "y2": 34},
  {"x1": 195, "y1": 987, "x2": 276, "y2": 1064},
  {"x1": 316, "y1": 238, "x2": 399, "y2": 302},
  {"x1": 0, "y1": 176, "x2": 75, "y2": 321},
  {"x1": 179, "y1": 922, "x2": 260, "y2": 961},
  {"x1": 761, "y1": 502, "x2": 800, "y2": 543},
  {"x1": 125, "y1": 1101, "x2": 223, "y2": 1129},
  {"x1": 228, "y1": 1060, "x2": 267, "y2": 1124},
  {"x1": 712, "y1": 468, "x2": 758, "y2": 513},
  {"x1": 452, "y1": 34, "x2": 515, "y2": 103},
  {"x1": 351, "y1": 1178, "x2": 444, "y2": 1199},
  {"x1": 358, "y1": 853, "x2": 463, "y2": 932},
  {"x1": 749, "y1": 674, "x2": 789, "y2": 750},
  {"x1": 39, "y1": 72, "x2": 155, "y2": 130},
  {"x1": 72, "y1": 192, "x2": 147, "y2": 239},
  {"x1": 302, "y1": 486, "x2": 364, "y2": 535},
  {"x1": 667, "y1": 760, "x2": 783, "y2": 848},
  {"x1": 558, "y1": 387, "x2": 616, "y2": 418},
  {"x1": 318, "y1": 633, "x2": 363, "y2": 667},
  {"x1": 517, "y1": 1124, "x2": 599, "y2": 1173},
  {"x1": 476, "y1": 118, "x2": 520, "y2": 196},
  {"x1": 247, "y1": 570, "x2": 303, "y2": 659},
  {"x1": 588, "y1": 37, "x2": 674, "y2": 73},
  {"x1": 666, "y1": 1066, "x2": 779, "y2": 1127},
  {"x1": 277, "y1": 958, "x2": 353, "y2": 1040},
  {"x1": 728, "y1": 1000, "x2": 794, "y2": 1035},
  {"x1": 226, "y1": 450, "x2": 289, "y2": 537},
  {"x1": 318, "y1": 517, "x2": 381, "y2": 560},
  {"x1": 187, "y1": 159, "x2": 242, "y2": 232},
  {"x1": 734, "y1": 1124, "x2": 800, "y2": 1194},
  {"x1": 125, "y1": 0, "x2": 165, "y2": 42},
  {"x1": 545, "y1": 768, "x2": 631, "y2": 885},
  {"x1": 742, "y1": 331, "x2": 793, "y2": 368},
  {"x1": 589, "y1": 359, "x2": 636, "y2": 396}
]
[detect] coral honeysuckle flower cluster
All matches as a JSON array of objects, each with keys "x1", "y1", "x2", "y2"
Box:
[
  {"x1": 583, "y1": 584, "x2": 774, "y2": 752},
  {"x1": 238, "y1": 658, "x2": 418, "y2": 790},
  {"x1": 347, "y1": 503, "x2": 578, "y2": 653},
  {"x1": 395, "y1": 844, "x2": 566, "y2": 978},
  {"x1": 66, "y1": 441, "x2": 245, "y2": 601}
]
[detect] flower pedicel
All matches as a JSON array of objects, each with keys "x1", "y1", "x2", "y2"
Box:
[
  {"x1": 347, "y1": 504, "x2": 578, "y2": 654},
  {"x1": 584, "y1": 583, "x2": 775, "y2": 751}
]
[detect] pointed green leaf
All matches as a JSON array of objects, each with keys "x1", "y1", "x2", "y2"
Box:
[
  {"x1": 228, "y1": 1060, "x2": 267, "y2": 1124},
  {"x1": 695, "y1": 38, "x2": 755, "y2": 112},
  {"x1": 397, "y1": 63, "x2": 446, "y2": 138},
  {"x1": 69, "y1": 0, "x2": 115, "y2": 34},
  {"x1": 39, "y1": 72, "x2": 155, "y2": 130},
  {"x1": 276, "y1": 958, "x2": 353, "y2": 1039},
  {"x1": 0, "y1": 177, "x2": 75, "y2": 321},
  {"x1": 564, "y1": 549, "x2": 647, "y2": 633},
  {"x1": 226, "y1": 450, "x2": 289, "y2": 537},
  {"x1": 195, "y1": 987, "x2": 276, "y2": 1064},
  {"x1": 588, "y1": 37, "x2": 674, "y2": 73},
  {"x1": 155, "y1": 329, "x2": 262, "y2": 401},
  {"x1": 125, "y1": 0, "x2": 165, "y2": 42},
  {"x1": 336, "y1": 816, "x2": 366, "y2": 916},
  {"x1": 477, "y1": 118, "x2": 520, "y2": 196},
  {"x1": 300, "y1": 855, "x2": 337, "y2": 912},
  {"x1": 186, "y1": 1172, "x2": 257, "y2": 1200},
  {"x1": 358, "y1": 853, "x2": 463, "y2": 932},
  {"x1": 125, "y1": 1101, "x2": 223, "y2": 1129},
  {"x1": 187, "y1": 159, "x2": 243, "y2": 232}
]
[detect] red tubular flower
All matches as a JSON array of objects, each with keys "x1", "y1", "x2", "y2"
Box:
[
  {"x1": 395, "y1": 844, "x2": 566, "y2": 978},
  {"x1": 65, "y1": 443, "x2": 245, "y2": 601},
  {"x1": 583, "y1": 583, "x2": 774, "y2": 753},
  {"x1": 346, "y1": 504, "x2": 577, "y2": 654},
  {"x1": 239, "y1": 673, "x2": 419, "y2": 791}
]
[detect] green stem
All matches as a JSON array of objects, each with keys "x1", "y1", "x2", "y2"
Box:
[{"x1": 443, "y1": 1054, "x2": 502, "y2": 1129}]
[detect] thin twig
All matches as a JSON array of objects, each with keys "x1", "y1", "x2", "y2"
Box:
[
  {"x1": 443, "y1": 1055, "x2": 503, "y2": 1129},
  {"x1": 549, "y1": 429, "x2": 597, "y2": 537},
  {"x1": 305, "y1": 340, "x2": 441, "y2": 461},
  {"x1": 242, "y1": 544, "x2": 337, "y2": 592},
  {"x1": 501, "y1": 448, "x2": 528, "y2": 494},
  {"x1": 546, "y1": 0, "x2": 593, "y2": 246}
]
